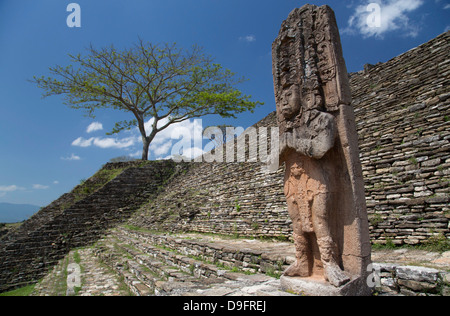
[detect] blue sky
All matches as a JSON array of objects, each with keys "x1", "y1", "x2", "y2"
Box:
[{"x1": 0, "y1": 0, "x2": 449, "y2": 207}]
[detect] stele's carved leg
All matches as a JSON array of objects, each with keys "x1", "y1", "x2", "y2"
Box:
[
  {"x1": 283, "y1": 231, "x2": 311, "y2": 277},
  {"x1": 312, "y1": 192, "x2": 350, "y2": 287}
]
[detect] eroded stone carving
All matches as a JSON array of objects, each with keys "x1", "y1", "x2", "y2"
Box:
[{"x1": 272, "y1": 4, "x2": 372, "y2": 295}]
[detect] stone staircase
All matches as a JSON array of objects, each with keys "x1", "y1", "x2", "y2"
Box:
[{"x1": 89, "y1": 227, "x2": 294, "y2": 296}]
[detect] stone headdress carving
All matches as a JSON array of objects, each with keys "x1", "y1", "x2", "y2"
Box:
[{"x1": 273, "y1": 5, "x2": 351, "y2": 114}]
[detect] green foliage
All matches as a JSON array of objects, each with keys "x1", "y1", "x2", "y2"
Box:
[
  {"x1": 73, "y1": 250, "x2": 81, "y2": 265},
  {"x1": 234, "y1": 199, "x2": 241, "y2": 212},
  {"x1": 0, "y1": 284, "x2": 36, "y2": 296},
  {"x1": 409, "y1": 156, "x2": 418, "y2": 165},
  {"x1": 372, "y1": 234, "x2": 450, "y2": 253},
  {"x1": 251, "y1": 222, "x2": 260, "y2": 230},
  {"x1": 109, "y1": 156, "x2": 138, "y2": 163},
  {"x1": 264, "y1": 264, "x2": 282, "y2": 279},
  {"x1": 369, "y1": 213, "x2": 384, "y2": 226},
  {"x1": 31, "y1": 40, "x2": 263, "y2": 160},
  {"x1": 424, "y1": 233, "x2": 450, "y2": 253},
  {"x1": 384, "y1": 238, "x2": 396, "y2": 249}
]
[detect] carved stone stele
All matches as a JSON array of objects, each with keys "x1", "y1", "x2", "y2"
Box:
[{"x1": 272, "y1": 4, "x2": 372, "y2": 296}]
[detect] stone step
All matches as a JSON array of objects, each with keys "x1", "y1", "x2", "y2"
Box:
[
  {"x1": 93, "y1": 240, "x2": 154, "y2": 296},
  {"x1": 95, "y1": 234, "x2": 230, "y2": 296},
  {"x1": 31, "y1": 247, "x2": 133, "y2": 296},
  {"x1": 118, "y1": 264, "x2": 154, "y2": 296},
  {"x1": 116, "y1": 236, "x2": 235, "y2": 281},
  {"x1": 94, "y1": 231, "x2": 290, "y2": 296},
  {"x1": 114, "y1": 227, "x2": 296, "y2": 278}
]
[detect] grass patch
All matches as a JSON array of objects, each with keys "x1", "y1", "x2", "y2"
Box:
[
  {"x1": 72, "y1": 168, "x2": 124, "y2": 203},
  {"x1": 0, "y1": 284, "x2": 36, "y2": 296},
  {"x1": 423, "y1": 233, "x2": 450, "y2": 253},
  {"x1": 73, "y1": 250, "x2": 81, "y2": 265}
]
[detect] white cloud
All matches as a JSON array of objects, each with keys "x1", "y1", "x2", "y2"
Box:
[
  {"x1": 0, "y1": 185, "x2": 25, "y2": 192},
  {"x1": 146, "y1": 118, "x2": 204, "y2": 158},
  {"x1": 344, "y1": 0, "x2": 424, "y2": 38},
  {"x1": 151, "y1": 141, "x2": 173, "y2": 157},
  {"x1": 128, "y1": 150, "x2": 142, "y2": 158},
  {"x1": 53, "y1": 181, "x2": 59, "y2": 185},
  {"x1": 92, "y1": 137, "x2": 136, "y2": 149},
  {"x1": 0, "y1": 185, "x2": 25, "y2": 197},
  {"x1": 71, "y1": 117, "x2": 204, "y2": 159},
  {"x1": 61, "y1": 153, "x2": 81, "y2": 161},
  {"x1": 86, "y1": 122, "x2": 103, "y2": 133},
  {"x1": 444, "y1": 4, "x2": 450, "y2": 9},
  {"x1": 72, "y1": 137, "x2": 94, "y2": 147},
  {"x1": 239, "y1": 35, "x2": 256, "y2": 43},
  {"x1": 33, "y1": 184, "x2": 49, "y2": 190},
  {"x1": 72, "y1": 136, "x2": 136, "y2": 149}
]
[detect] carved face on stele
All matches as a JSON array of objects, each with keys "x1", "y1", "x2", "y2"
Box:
[
  {"x1": 280, "y1": 85, "x2": 301, "y2": 120},
  {"x1": 290, "y1": 162, "x2": 305, "y2": 178},
  {"x1": 304, "y1": 89, "x2": 323, "y2": 110}
]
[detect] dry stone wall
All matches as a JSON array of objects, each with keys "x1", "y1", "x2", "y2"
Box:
[
  {"x1": 130, "y1": 161, "x2": 290, "y2": 239},
  {"x1": 351, "y1": 31, "x2": 450, "y2": 246}
]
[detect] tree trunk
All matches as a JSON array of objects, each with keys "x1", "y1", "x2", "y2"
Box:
[
  {"x1": 141, "y1": 137, "x2": 150, "y2": 161},
  {"x1": 137, "y1": 114, "x2": 153, "y2": 161}
]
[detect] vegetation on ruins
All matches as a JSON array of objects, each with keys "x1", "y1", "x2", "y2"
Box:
[{"x1": 32, "y1": 40, "x2": 262, "y2": 160}]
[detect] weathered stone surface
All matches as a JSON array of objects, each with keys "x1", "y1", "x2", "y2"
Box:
[
  {"x1": 396, "y1": 266, "x2": 440, "y2": 283},
  {"x1": 28, "y1": 226, "x2": 450, "y2": 296},
  {"x1": 371, "y1": 262, "x2": 448, "y2": 296},
  {"x1": 32, "y1": 247, "x2": 131, "y2": 296},
  {"x1": 272, "y1": 4, "x2": 371, "y2": 294},
  {"x1": 280, "y1": 275, "x2": 370, "y2": 296}
]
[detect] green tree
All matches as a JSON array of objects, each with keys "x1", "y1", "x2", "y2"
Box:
[{"x1": 32, "y1": 40, "x2": 262, "y2": 160}]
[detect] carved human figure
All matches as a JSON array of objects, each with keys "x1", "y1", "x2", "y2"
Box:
[
  {"x1": 278, "y1": 85, "x2": 350, "y2": 287},
  {"x1": 273, "y1": 4, "x2": 372, "y2": 295}
]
